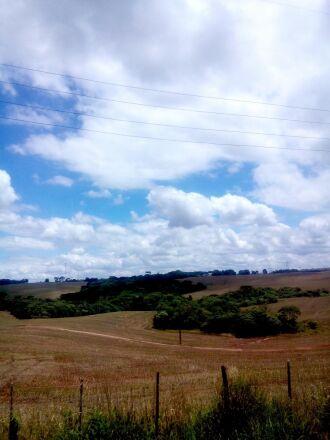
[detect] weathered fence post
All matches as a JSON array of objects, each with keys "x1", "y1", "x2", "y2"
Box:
[
  {"x1": 79, "y1": 379, "x2": 84, "y2": 430},
  {"x1": 179, "y1": 328, "x2": 182, "y2": 345},
  {"x1": 221, "y1": 366, "x2": 229, "y2": 410},
  {"x1": 287, "y1": 361, "x2": 292, "y2": 400},
  {"x1": 155, "y1": 372, "x2": 160, "y2": 437}
]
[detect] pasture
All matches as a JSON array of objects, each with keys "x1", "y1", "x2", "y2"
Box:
[
  {"x1": 0, "y1": 272, "x2": 329, "y2": 438},
  {"x1": 0, "y1": 281, "x2": 85, "y2": 299},
  {"x1": 187, "y1": 270, "x2": 330, "y2": 298}
]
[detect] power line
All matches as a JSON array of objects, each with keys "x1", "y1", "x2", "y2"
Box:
[
  {"x1": 1, "y1": 63, "x2": 330, "y2": 113},
  {"x1": 2, "y1": 99, "x2": 330, "y2": 142},
  {"x1": 1, "y1": 115, "x2": 329, "y2": 153},
  {"x1": 1, "y1": 80, "x2": 330, "y2": 126}
]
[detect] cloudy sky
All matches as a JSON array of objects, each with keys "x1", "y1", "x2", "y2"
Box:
[{"x1": 0, "y1": 0, "x2": 330, "y2": 280}]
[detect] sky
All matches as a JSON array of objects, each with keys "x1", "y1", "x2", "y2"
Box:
[{"x1": 0, "y1": 0, "x2": 330, "y2": 281}]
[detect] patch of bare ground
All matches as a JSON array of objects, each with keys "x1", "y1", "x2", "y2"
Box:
[{"x1": 187, "y1": 271, "x2": 330, "y2": 299}]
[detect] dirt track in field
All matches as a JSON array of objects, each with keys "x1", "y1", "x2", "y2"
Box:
[{"x1": 29, "y1": 325, "x2": 330, "y2": 353}]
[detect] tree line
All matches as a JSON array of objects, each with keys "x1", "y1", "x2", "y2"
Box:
[{"x1": 1, "y1": 275, "x2": 328, "y2": 338}]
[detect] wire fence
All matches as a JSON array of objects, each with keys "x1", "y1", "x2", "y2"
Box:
[
  {"x1": 0, "y1": 361, "x2": 329, "y2": 438},
  {"x1": 0, "y1": 361, "x2": 330, "y2": 440}
]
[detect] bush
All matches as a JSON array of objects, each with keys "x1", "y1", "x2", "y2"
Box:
[{"x1": 194, "y1": 380, "x2": 267, "y2": 439}]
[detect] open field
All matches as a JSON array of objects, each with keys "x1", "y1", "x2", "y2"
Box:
[
  {"x1": 1, "y1": 270, "x2": 329, "y2": 302},
  {"x1": 0, "y1": 281, "x2": 85, "y2": 299},
  {"x1": 0, "y1": 297, "x2": 329, "y2": 424},
  {"x1": 187, "y1": 270, "x2": 330, "y2": 299},
  {"x1": 267, "y1": 297, "x2": 330, "y2": 323},
  {"x1": 0, "y1": 272, "x2": 329, "y2": 436}
]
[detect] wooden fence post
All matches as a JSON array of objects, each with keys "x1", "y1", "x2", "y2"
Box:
[
  {"x1": 79, "y1": 379, "x2": 84, "y2": 430},
  {"x1": 155, "y1": 372, "x2": 160, "y2": 437},
  {"x1": 221, "y1": 366, "x2": 229, "y2": 410},
  {"x1": 287, "y1": 361, "x2": 292, "y2": 400},
  {"x1": 179, "y1": 329, "x2": 182, "y2": 345}
]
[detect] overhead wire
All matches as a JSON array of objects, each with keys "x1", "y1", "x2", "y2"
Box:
[
  {"x1": 1, "y1": 63, "x2": 330, "y2": 113},
  {"x1": 1, "y1": 99, "x2": 330, "y2": 142},
  {"x1": 1, "y1": 115, "x2": 329, "y2": 153},
  {"x1": 1, "y1": 80, "x2": 330, "y2": 126}
]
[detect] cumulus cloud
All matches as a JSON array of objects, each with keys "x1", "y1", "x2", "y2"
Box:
[
  {"x1": 0, "y1": 170, "x2": 19, "y2": 208},
  {"x1": 1, "y1": 0, "x2": 329, "y2": 203},
  {"x1": 253, "y1": 162, "x2": 330, "y2": 211},
  {"x1": 0, "y1": 1, "x2": 329, "y2": 278},
  {"x1": 1, "y1": 175, "x2": 328, "y2": 280},
  {"x1": 0, "y1": 236, "x2": 54, "y2": 250},
  {"x1": 148, "y1": 187, "x2": 277, "y2": 227}
]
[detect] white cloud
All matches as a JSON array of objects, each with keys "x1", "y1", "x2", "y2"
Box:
[
  {"x1": 85, "y1": 188, "x2": 112, "y2": 198},
  {"x1": 0, "y1": 2, "x2": 329, "y2": 278},
  {"x1": 148, "y1": 187, "x2": 213, "y2": 227},
  {"x1": 253, "y1": 162, "x2": 330, "y2": 211},
  {"x1": 1, "y1": 0, "x2": 329, "y2": 206},
  {"x1": 148, "y1": 187, "x2": 277, "y2": 227},
  {"x1": 0, "y1": 170, "x2": 19, "y2": 208},
  {"x1": 46, "y1": 175, "x2": 74, "y2": 187},
  {"x1": 0, "y1": 189, "x2": 329, "y2": 279},
  {"x1": 32, "y1": 173, "x2": 74, "y2": 187},
  {"x1": 0, "y1": 236, "x2": 54, "y2": 250}
]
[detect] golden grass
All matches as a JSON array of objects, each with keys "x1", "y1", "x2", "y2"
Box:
[
  {"x1": 0, "y1": 298, "x2": 329, "y2": 426},
  {"x1": 188, "y1": 270, "x2": 330, "y2": 299},
  {"x1": 0, "y1": 281, "x2": 85, "y2": 299}
]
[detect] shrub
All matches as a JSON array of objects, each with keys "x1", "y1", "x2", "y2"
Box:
[{"x1": 194, "y1": 380, "x2": 267, "y2": 439}]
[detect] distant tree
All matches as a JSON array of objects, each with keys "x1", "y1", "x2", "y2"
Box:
[
  {"x1": 44, "y1": 278, "x2": 49, "y2": 283},
  {"x1": 238, "y1": 270, "x2": 250, "y2": 276},
  {"x1": 212, "y1": 269, "x2": 236, "y2": 276},
  {"x1": 262, "y1": 269, "x2": 268, "y2": 274},
  {"x1": 54, "y1": 276, "x2": 65, "y2": 283},
  {"x1": 278, "y1": 305, "x2": 301, "y2": 332}
]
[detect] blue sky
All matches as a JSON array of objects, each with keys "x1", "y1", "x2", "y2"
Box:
[{"x1": 0, "y1": 0, "x2": 330, "y2": 280}]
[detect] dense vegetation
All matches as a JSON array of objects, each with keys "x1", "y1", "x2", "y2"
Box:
[
  {"x1": 3, "y1": 379, "x2": 330, "y2": 439},
  {"x1": 1, "y1": 276, "x2": 327, "y2": 338},
  {"x1": 153, "y1": 285, "x2": 327, "y2": 337},
  {"x1": 0, "y1": 278, "x2": 28, "y2": 285},
  {"x1": 0, "y1": 276, "x2": 206, "y2": 319}
]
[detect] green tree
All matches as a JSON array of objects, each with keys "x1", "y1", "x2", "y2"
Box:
[{"x1": 278, "y1": 305, "x2": 301, "y2": 332}]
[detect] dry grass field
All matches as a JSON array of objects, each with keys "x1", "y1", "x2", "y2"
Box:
[
  {"x1": 187, "y1": 270, "x2": 330, "y2": 298},
  {"x1": 0, "y1": 281, "x2": 85, "y2": 299},
  {"x1": 0, "y1": 272, "x2": 329, "y2": 432}
]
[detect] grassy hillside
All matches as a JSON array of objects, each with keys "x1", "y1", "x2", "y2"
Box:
[
  {"x1": 2, "y1": 271, "x2": 330, "y2": 301},
  {"x1": 266, "y1": 296, "x2": 330, "y2": 320},
  {"x1": 187, "y1": 271, "x2": 330, "y2": 298},
  {"x1": 0, "y1": 281, "x2": 85, "y2": 299},
  {"x1": 0, "y1": 298, "x2": 329, "y2": 438},
  {"x1": 0, "y1": 272, "x2": 329, "y2": 438}
]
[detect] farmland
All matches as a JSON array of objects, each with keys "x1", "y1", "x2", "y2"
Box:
[
  {"x1": 187, "y1": 270, "x2": 330, "y2": 298},
  {"x1": 0, "y1": 272, "x2": 329, "y2": 438},
  {"x1": 0, "y1": 281, "x2": 85, "y2": 300}
]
